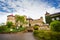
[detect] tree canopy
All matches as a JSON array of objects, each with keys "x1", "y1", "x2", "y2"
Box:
[{"x1": 15, "y1": 14, "x2": 27, "y2": 27}]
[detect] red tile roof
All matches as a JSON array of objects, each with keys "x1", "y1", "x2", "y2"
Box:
[{"x1": 7, "y1": 14, "x2": 14, "y2": 17}]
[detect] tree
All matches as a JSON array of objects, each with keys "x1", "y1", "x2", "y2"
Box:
[
  {"x1": 45, "y1": 16, "x2": 52, "y2": 24},
  {"x1": 15, "y1": 15, "x2": 27, "y2": 27},
  {"x1": 6, "y1": 21, "x2": 13, "y2": 28},
  {"x1": 50, "y1": 21, "x2": 60, "y2": 32},
  {"x1": 15, "y1": 15, "x2": 20, "y2": 26}
]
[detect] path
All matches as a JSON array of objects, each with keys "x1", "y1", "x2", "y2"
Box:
[{"x1": 0, "y1": 32, "x2": 36, "y2": 40}]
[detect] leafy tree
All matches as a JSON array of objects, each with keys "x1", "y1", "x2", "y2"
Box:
[
  {"x1": 45, "y1": 16, "x2": 52, "y2": 24},
  {"x1": 50, "y1": 21, "x2": 60, "y2": 32},
  {"x1": 15, "y1": 15, "x2": 20, "y2": 26},
  {"x1": 15, "y1": 15, "x2": 27, "y2": 27},
  {"x1": 6, "y1": 21, "x2": 13, "y2": 28}
]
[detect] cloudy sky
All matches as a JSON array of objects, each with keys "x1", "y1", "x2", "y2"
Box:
[{"x1": 0, "y1": 0, "x2": 60, "y2": 24}]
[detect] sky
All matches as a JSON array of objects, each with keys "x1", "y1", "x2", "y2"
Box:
[{"x1": 0, "y1": 0, "x2": 60, "y2": 24}]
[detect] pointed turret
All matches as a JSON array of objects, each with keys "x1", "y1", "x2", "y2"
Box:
[{"x1": 45, "y1": 11, "x2": 50, "y2": 16}]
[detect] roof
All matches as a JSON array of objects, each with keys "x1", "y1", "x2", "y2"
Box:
[
  {"x1": 50, "y1": 12, "x2": 60, "y2": 17},
  {"x1": 26, "y1": 18, "x2": 33, "y2": 20},
  {"x1": 7, "y1": 14, "x2": 15, "y2": 17},
  {"x1": 51, "y1": 12, "x2": 60, "y2": 15},
  {"x1": 45, "y1": 11, "x2": 50, "y2": 15}
]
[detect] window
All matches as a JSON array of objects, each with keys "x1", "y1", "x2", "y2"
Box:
[
  {"x1": 56, "y1": 17, "x2": 59, "y2": 20},
  {"x1": 52, "y1": 18, "x2": 55, "y2": 21}
]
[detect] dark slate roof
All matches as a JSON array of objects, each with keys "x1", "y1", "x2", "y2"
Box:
[
  {"x1": 51, "y1": 12, "x2": 60, "y2": 15},
  {"x1": 50, "y1": 12, "x2": 60, "y2": 17},
  {"x1": 26, "y1": 18, "x2": 33, "y2": 20}
]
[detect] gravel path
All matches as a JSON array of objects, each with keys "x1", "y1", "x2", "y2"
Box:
[{"x1": 0, "y1": 32, "x2": 36, "y2": 40}]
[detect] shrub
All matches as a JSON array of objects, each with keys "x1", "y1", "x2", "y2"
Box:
[
  {"x1": 6, "y1": 21, "x2": 13, "y2": 28},
  {"x1": 33, "y1": 30, "x2": 51, "y2": 40},
  {"x1": 16, "y1": 26, "x2": 26, "y2": 32},
  {"x1": 50, "y1": 21, "x2": 60, "y2": 32},
  {"x1": 33, "y1": 30, "x2": 40, "y2": 36},
  {"x1": 0, "y1": 25, "x2": 17, "y2": 33},
  {"x1": 0, "y1": 26, "x2": 8, "y2": 33},
  {"x1": 33, "y1": 26, "x2": 39, "y2": 30},
  {"x1": 33, "y1": 30, "x2": 60, "y2": 40}
]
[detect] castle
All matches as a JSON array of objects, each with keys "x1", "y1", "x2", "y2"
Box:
[
  {"x1": 45, "y1": 12, "x2": 60, "y2": 24},
  {"x1": 7, "y1": 14, "x2": 44, "y2": 27}
]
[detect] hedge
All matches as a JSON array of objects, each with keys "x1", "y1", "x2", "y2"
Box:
[{"x1": 33, "y1": 30, "x2": 60, "y2": 40}]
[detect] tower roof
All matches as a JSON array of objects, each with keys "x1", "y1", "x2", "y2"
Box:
[
  {"x1": 26, "y1": 18, "x2": 33, "y2": 20},
  {"x1": 45, "y1": 11, "x2": 50, "y2": 16},
  {"x1": 7, "y1": 14, "x2": 14, "y2": 17}
]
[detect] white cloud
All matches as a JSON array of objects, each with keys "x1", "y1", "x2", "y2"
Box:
[
  {"x1": 0, "y1": 12, "x2": 12, "y2": 24},
  {"x1": 0, "y1": 15, "x2": 6, "y2": 24},
  {"x1": 0, "y1": 0, "x2": 60, "y2": 23},
  {"x1": 46, "y1": 7, "x2": 60, "y2": 14},
  {"x1": 0, "y1": 0, "x2": 5, "y2": 2},
  {"x1": 0, "y1": 15, "x2": 7, "y2": 24}
]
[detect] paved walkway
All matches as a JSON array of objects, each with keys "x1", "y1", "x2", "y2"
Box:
[{"x1": 0, "y1": 32, "x2": 36, "y2": 40}]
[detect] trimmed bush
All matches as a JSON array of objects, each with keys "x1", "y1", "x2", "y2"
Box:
[
  {"x1": 50, "y1": 21, "x2": 60, "y2": 32},
  {"x1": 33, "y1": 30, "x2": 60, "y2": 40},
  {"x1": 18, "y1": 27, "x2": 25, "y2": 31},
  {"x1": 33, "y1": 26, "x2": 39, "y2": 30}
]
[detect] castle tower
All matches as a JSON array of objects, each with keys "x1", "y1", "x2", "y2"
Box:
[
  {"x1": 7, "y1": 14, "x2": 15, "y2": 25},
  {"x1": 40, "y1": 17, "x2": 43, "y2": 22}
]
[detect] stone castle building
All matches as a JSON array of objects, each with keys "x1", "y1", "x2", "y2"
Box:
[
  {"x1": 45, "y1": 12, "x2": 60, "y2": 24},
  {"x1": 26, "y1": 17, "x2": 43, "y2": 27},
  {"x1": 7, "y1": 14, "x2": 44, "y2": 27},
  {"x1": 7, "y1": 14, "x2": 15, "y2": 25}
]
